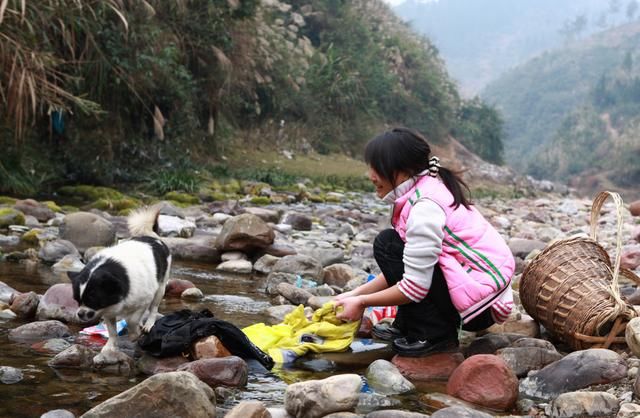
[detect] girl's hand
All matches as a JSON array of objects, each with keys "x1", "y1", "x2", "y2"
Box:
[
  {"x1": 334, "y1": 296, "x2": 366, "y2": 322},
  {"x1": 334, "y1": 290, "x2": 356, "y2": 302}
]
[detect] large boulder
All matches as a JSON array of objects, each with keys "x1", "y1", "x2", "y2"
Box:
[
  {"x1": 215, "y1": 213, "x2": 275, "y2": 252},
  {"x1": 36, "y1": 283, "x2": 88, "y2": 324},
  {"x1": 79, "y1": 371, "x2": 216, "y2": 417},
  {"x1": 59, "y1": 212, "x2": 116, "y2": 253}
]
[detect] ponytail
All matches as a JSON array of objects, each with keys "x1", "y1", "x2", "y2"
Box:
[{"x1": 438, "y1": 166, "x2": 472, "y2": 209}]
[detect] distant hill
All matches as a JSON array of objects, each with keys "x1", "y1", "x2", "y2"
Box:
[
  {"x1": 482, "y1": 21, "x2": 640, "y2": 199},
  {"x1": 394, "y1": 0, "x2": 629, "y2": 94}
]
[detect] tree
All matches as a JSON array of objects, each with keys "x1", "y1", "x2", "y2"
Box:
[{"x1": 560, "y1": 14, "x2": 588, "y2": 42}]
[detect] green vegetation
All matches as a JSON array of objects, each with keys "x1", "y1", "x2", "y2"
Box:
[{"x1": 0, "y1": 0, "x2": 504, "y2": 198}]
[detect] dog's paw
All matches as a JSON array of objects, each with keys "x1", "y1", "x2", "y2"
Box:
[
  {"x1": 93, "y1": 350, "x2": 128, "y2": 366},
  {"x1": 142, "y1": 315, "x2": 158, "y2": 333}
]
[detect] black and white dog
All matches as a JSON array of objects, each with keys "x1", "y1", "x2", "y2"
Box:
[{"x1": 68, "y1": 206, "x2": 171, "y2": 363}]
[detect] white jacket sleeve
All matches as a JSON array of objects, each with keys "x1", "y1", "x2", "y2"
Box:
[{"x1": 397, "y1": 198, "x2": 446, "y2": 302}]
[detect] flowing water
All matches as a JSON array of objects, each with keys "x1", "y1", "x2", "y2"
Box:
[{"x1": 0, "y1": 260, "x2": 435, "y2": 417}]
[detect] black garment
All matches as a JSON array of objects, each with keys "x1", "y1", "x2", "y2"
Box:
[
  {"x1": 138, "y1": 309, "x2": 274, "y2": 370},
  {"x1": 373, "y1": 228, "x2": 494, "y2": 343}
]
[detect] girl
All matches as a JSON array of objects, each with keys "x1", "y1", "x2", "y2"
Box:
[{"x1": 335, "y1": 127, "x2": 515, "y2": 357}]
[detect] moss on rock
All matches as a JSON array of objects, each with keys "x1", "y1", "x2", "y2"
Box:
[
  {"x1": 0, "y1": 196, "x2": 17, "y2": 205},
  {"x1": 21, "y1": 228, "x2": 43, "y2": 246},
  {"x1": 0, "y1": 208, "x2": 26, "y2": 228},
  {"x1": 58, "y1": 185, "x2": 124, "y2": 201},
  {"x1": 250, "y1": 196, "x2": 271, "y2": 205},
  {"x1": 92, "y1": 197, "x2": 141, "y2": 213},
  {"x1": 163, "y1": 192, "x2": 200, "y2": 205},
  {"x1": 43, "y1": 200, "x2": 63, "y2": 213}
]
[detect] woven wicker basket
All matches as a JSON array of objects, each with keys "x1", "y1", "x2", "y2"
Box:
[{"x1": 520, "y1": 191, "x2": 639, "y2": 350}]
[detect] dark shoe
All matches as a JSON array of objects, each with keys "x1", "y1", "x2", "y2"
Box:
[
  {"x1": 371, "y1": 323, "x2": 404, "y2": 342},
  {"x1": 392, "y1": 337, "x2": 458, "y2": 357}
]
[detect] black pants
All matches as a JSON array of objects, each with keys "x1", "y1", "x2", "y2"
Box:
[{"x1": 373, "y1": 229, "x2": 494, "y2": 342}]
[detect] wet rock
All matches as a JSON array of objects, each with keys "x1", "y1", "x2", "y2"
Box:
[
  {"x1": 40, "y1": 409, "x2": 76, "y2": 418},
  {"x1": 220, "y1": 251, "x2": 248, "y2": 261},
  {"x1": 254, "y1": 254, "x2": 280, "y2": 274},
  {"x1": 136, "y1": 354, "x2": 189, "y2": 375},
  {"x1": 271, "y1": 254, "x2": 324, "y2": 282},
  {"x1": 284, "y1": 374, "x2": 362, "y2": 418},
  {"x1": 59, "y1": 212, "x2": 116, "y2": 253},
  {"x1": 0, "y1": 366, "x2": 23, "y2": 384},
  {"x1": 48, "y1": 344, "x2": 95, "y2": 370},
  {"x1": 520, "y1": 348, "x2": 627, "y2": 401},
  {"x1": 9, "y1": 320, "x2": 70, "y2": 342},
  {"x1": 165, "y1": 278, "x2": 195, "y2": 297},
  {"x1": 14, "y1": 199, "x2": 55, "y2": 222},
  {"x1": 629, "y1": 200, "x2": 640, "y2": 217},
  {"x1": 31, "y1": 338, "x2": 72, "y2": 355},
  {"x1": 10, "y1": 290, "x2": 39, "y2": 318},
  {"x1": 366, "y1": 359, "x2": 414, "y2": 395},
  {"x1": 225, "y1": 400, "x2": 271, "y2": 418},
  {"x1": 463, "y1": 333, "x2": 526, "y2": 357},
  {"x1": 277, "y1": 282, "x2": 313, "y2": 305},
  {"x1": 51, "y1": 254, "x2": 85, "y2": 274},
  {"x1": 38, "y1": 239, "x2": 80, "y2": 263},
  {"x1": 0, "y1": 233, "x2": 20, "y2": 248},
  {"x1": 0, "y1": 208, "x2": 25, "y2": 228},
  {"x1": 497, "y1": 346, "x2": 563, "y2": 377},
  {"x1": 263, "y1": 304, "x2": 297, "y2": 324},
  {"x1": 548, "y1": 391, "x2": 619, "y2": 418},
  {"x1": 178, "y1": 356, "x2": 248, "y2": 388},
  {"x1": 216, "y1": 259, "x2": 253, "y2": 273},
  {"x1": 191, "y1": 336, "x2": 232, "y2": 360},
  {"x1": 215, "y1": 213, "x2": 275, "y2": 252},
  {"x1": 281, "y1": 212, "x2": 312, "y2": 231},
  {"x1": 446, "y1": 354, "x2": 518, "y2": 411},
  {"x1": 392, "y1": 352, "x2": 464, "y2": 382},
  {"x1": 181, "y1": 287, "x2": 204, "y2": 300},
  {"x1": 157, "y1": 214, "x2": 196, "y2": 238},
  {"x1": 163, "y1": 235, "x2": 221, "y2": 263},
  {"x1": 431, "y1": 406, "x2": 493, "y2": 418},
  {"x1": 80, "y1": 371, "x2": 216, "y2": 417},
  {"x1": 36, "y1": 283, "x2": 86, "y2": 324},
  {"x1": 0, "y1": 280, "x2": 18, "y2": 304},
  {"x1": 323, "y1": 264, "x2": 358, "y2": 288}
]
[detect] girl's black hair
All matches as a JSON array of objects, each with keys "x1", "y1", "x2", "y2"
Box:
[{"x1": 364, "y1": 127, "x2": 472, "y2": 209}]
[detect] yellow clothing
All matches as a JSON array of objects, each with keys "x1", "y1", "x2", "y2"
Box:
[{"x1": 243, "y1": 302, "x2": 360, "y2": 364}]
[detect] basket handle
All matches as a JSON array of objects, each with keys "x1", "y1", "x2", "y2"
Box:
[{"x1": 589, "y1": 191, "x2": 626, "y2": 316}]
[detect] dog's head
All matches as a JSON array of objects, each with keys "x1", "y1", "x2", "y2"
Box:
[{"x1": 68, "y1": 263, "x2": 129, "y2": 322}]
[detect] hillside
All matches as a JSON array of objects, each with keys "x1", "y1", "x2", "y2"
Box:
[
  {"x1": 0, "y1": 0, "x2": 506, "y2": 196},
  {"x1": 394, "y1": 0, "x2": 623, "y2": 94},
  {"x1": 482, "y1": 21, "x2": 640, "y2": 199}
]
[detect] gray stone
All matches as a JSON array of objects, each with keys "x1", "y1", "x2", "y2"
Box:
[
  {"x1": 157, "y1": 214, "x2": 196, "y2": 238},
  {"x1": 52, "y1": 254, "x2": 85, "y2": 274},
  {"x1": 41, "y1": 409, "x2": 76, "y2": 418},
  {"x1": 244, "y1": 207, "x2": 280, "y2": 223},
  {"x1": 177, "y1": 356, "x2": 248, "y2": 388},
  {"x1": 323, "y1": 264, "x2": 358, "y2": 288},
  {"x1": 520, "y1": 348, "x2": 627, "y2": 400},
  {"x1": 271, "y1": 254, "x2": 324, "y2": 282},
  {"x1": 366, "y1": 359, "x2": 415, "y2": 395},
  {"x1": 181, "y1": 287, "x2": 204, "y2": 300},
  {"x1": 14, "y1": 199, "x2": 55, "y2": 222},
  {"x1": 497, "y1": 346, "x2": 563, "y2": 377},
  {"x1": 38, "y1": 239, "x2": 80, "y2": 263},
  {"x1": 48, "y1": 345, "x2": 96, "y2": 370},
  {"x1": 508, "y1": 238, "x2": 547, "y2": 259},
  {"x1": 0, "y1": 366, "x2": 23, "y2": 384},
  {"x1": 618, "y1": 402, "x2": 640, "y2": 418},
  {"x1": 163, "y1": 235, "x2": 221, "y2": 263},
  {"x1": 299, "y1": 247, "x2": 344, "y2": 267},
  {"x1": 8, "y1": 320, "x2": 70, "y2": 342},
  {"x1": 263, "y1": 305, "x2": 297, "y2": 324},
  {"x1": 80, "y1": 371, "x2": 216, "y2": 417},
  {"x1": 284, "y1": 374, "x2": 362, "y2": 418},
  {"x1": 36, "y1": 283, "x2": 87, "y2": 324},
  {"x1": 215, "y1": 213, "x2": 275, "y2": 252},
  {"x1": 254, "y1": 254, "x2": 280, "y2": 274},
  {"x1": 59, "y1": 212, "x2": 116, "y2": 253},
  {"x1": 548, "y1": 391, "x2": 619, "y2": 418},
  {"x1": 277, "y1": 282, "x2": 313, "y2": 305},
  {"x1": 216, "y1": 259, "x2": 253, "y2": 274},
  {"x1": 281, "y1": 212, "x2": 312, "y2": 231},
  {"x1": 9, "y1": 291, "x2": 39, "y2": 318}
]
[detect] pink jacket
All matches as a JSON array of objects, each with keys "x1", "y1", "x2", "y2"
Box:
[{"x1": 392, "y1": 175, "x2": 515, "y2": 323}]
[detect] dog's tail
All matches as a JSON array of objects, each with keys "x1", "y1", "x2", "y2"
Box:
[{"x1": 128, "y1": 206, "x2": 161, "y2": 237}]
